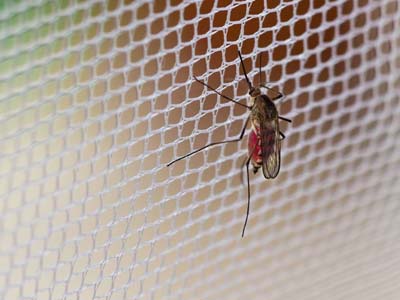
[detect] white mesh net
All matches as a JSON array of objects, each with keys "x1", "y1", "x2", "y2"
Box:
[{"x1": 1, "y1": 0, "x2": 400, "y2": 299}]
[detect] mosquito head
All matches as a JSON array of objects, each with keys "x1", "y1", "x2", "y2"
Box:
[{"x1": 249, "y1": 86, "x2": 261, "y2": 98}]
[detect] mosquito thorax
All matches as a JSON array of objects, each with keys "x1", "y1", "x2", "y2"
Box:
[
  {"x1": 248, "y1": 87, "x2": 261, "y2": 106},
  {"x1": 253, "y1": 95, "x2": 278, "y2": 120}
]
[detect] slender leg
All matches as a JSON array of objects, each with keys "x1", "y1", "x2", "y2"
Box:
[
  {"x1": 259, "y1": 83, "x2": 284, "y2": 100},
  {"x1": 194, "y1": 76, "x2": 251, "y2": 110},
  {"x1": 279, "y1": 131, "x2": 285, "y2": 140},
  {"x1": 167, "y1": 116, "x2": 250, "y2": 167},
  {"x1": 242, "y1": 145, "x2": 256, "y2": 238},
  {"x1": 239, "y1": 156, "x2": 247, "y2": 185},
  {"x1": 272, "y1": 94, "x2": 283, "y2": 101},
  {"x1": 258, "y1": 53, "x2": 262, "y2": 85},
  {"x1": 238, "y1": 51, "x2": 253, "y2": 91},
  {"x1": 279, "y1": 116, "x2": 292, "y2": 123},
  {"x1": 240, "y1": 151, "x2": 260, "y2": 185}
]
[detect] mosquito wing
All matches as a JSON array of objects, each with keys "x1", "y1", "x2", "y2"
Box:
[{"x1": 260, "y1": 119, "x2": 281, "y2": 179}]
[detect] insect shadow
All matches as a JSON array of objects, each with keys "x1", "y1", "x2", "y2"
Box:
[{"x1": 167, "y1": 51, "x2": 291, "y2": 237}]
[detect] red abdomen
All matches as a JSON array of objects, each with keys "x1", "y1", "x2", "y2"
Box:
[
  {"x1": 248, "y1": 129, "x2": 262, "y2": 165},
  {"x1": 248, "y1": 127, "x2": 276, "y2": 166}
]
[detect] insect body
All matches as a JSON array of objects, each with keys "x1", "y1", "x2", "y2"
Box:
[
  {"x1": 167, "y1": 51, "x2": 291, "y2": 237},
  {"x1": 248, "y1": 93, "x2": 281, "y2": 178}
]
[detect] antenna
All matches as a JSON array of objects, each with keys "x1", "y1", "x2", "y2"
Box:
[{"x1": 238, "y1": 51, "x2": 253, "y2": 91}]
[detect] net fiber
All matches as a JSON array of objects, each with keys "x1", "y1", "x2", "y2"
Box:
[{"x1": 1, "y1": 0, "x2": 400, "y2": 299}]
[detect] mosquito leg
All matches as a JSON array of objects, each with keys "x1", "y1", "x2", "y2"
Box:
[
  {"x1": 242, "y1": 145, "x2": 256, "y2": 238},
  {"x1": 240, "y1": 152, "x2": 256, "y2": 185},
  {"x1": 167, "y1": 116, "x2": 250, "y2": 167},
  {"x1": 278, "y1": 116, "x2": 292, "y2": 123},
  {"x1": 280, "y1": 131, "x2": 286, "y2": 140},
  {"x1": 259, "y1": 83, "x2": 284, "y2": 101},
  {"x1": 272, "y1": 94, "x2": 283, "y2": 101},
  {"x1": 238, "y1": 51, "x2": 253, "y2": 91},
  {"x1": 239, "y1": 156, "x2": 247, "y2": 185},
  {"x1": 258, "y1": 52, "x2": 262, "y2": 86},
  {"x1": 278, "y1": 116, "x2": 290, "y2": 141},
  {"x1": 194, "y1": 76, "x2": 251, "y2": 110}
]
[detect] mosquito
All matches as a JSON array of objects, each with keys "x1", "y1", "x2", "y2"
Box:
[{"x1": 167, "y1": 51, "x2": 291, "y2": 237}]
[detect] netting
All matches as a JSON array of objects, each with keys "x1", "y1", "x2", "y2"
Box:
[{"x1": 1, "y1": 0, "x2": 400, "y2": 299}]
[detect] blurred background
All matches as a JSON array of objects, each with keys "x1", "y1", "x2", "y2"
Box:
[{"x1": 1, "y1": 0, "x2": 400, "y2": 299}]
